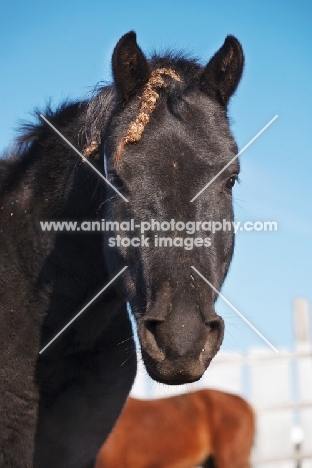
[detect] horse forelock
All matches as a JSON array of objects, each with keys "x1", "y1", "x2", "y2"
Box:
[{"x1": 82, "y1": 53, "x2": 202, "y2": 165}]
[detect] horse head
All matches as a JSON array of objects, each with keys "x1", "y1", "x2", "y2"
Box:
[{"x1": 96, "y1": 32, "x2": 244, "y2": 384}]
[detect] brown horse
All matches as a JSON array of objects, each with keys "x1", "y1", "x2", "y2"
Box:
[{"x1": 95, "y1": 389, "x2": 255, "y2": 468}]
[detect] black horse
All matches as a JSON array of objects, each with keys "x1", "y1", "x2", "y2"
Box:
[{"x1": 0, "y1": 32, "x2": 244, "y2": 467}]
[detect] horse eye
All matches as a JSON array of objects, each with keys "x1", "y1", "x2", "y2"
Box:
[
  {"x1": 225, "y1": 176, "x2": 237, "y2": 190},
  {"x1": 108, "y1": 173, "x2": 124, "y2": 190}
]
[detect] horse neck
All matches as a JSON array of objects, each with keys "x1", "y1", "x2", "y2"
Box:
[{"x1": 0, "y1": 104, "x2": 112, "y2": 315}]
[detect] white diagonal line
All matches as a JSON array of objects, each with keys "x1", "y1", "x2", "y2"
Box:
[
  {"x1": 191, "y1": 266, "x2": 279, "y2": 353},
  {"x1": 190, "y1": 115, "x2": 278, "y2": 202},
  {"x1": 39, "y1": 266, "x2": 128, "y2": 354},
  {"x1": 40, "y1": 114, "x2": 129, "y2": 202}
]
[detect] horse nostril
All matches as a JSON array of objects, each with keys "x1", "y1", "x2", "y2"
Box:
[
  {"x1": 205, "y1": 316, "x2": 224, "y2": 334},
  {"x1": 139, "y1": 317, "x2": 166, "y2": 362},
  {"x1": 143, "y1": 317, "x2": 164, "y2": 334},
  {"x1": 208, "y1": 319, "x2": 219, "y2": 331},
  {"x1": 202, "y1": 315, "x2": 225, "y2": 358}
]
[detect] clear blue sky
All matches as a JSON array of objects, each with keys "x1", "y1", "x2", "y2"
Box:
[{"x1": 1, "y1": 0, "x2": 311, "y2": 353}]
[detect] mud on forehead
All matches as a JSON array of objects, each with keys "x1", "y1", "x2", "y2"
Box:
[
  {"x1": 82, "y1": 68, "x2": 181, "y2": 163},
  {"x1": 114, "y1": 68, "x2": 181, "y2": 166}
]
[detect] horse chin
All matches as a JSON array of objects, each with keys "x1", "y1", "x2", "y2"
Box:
[
  {"x1": 141, "y1": 350, "x2": 211, "y2": 385},
  {"x1": 145, "y1": 369, "x2": 203, "y2": 386},
  {"x1": 146, "y1": 373, "x2": 201, "y2": 386}
]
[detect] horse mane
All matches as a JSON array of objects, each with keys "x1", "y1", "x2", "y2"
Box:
[
  {"x1": 0, "y1": 100, "x2": 95, "y2": 200},
  {"x1": 15, "y1": 101, "x2": 86, "y2": 151}
]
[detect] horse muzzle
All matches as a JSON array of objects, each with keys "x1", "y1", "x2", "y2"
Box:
[{"x1": 138, "y1": 311, "x2": 224, "y2": 384}]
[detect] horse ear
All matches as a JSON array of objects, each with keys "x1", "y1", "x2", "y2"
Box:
[
  {"x1": 112, "y1": 31, "x2": 150, "y2": 103},
  {"x1": 200, "y1": 36, "x2": 244, "y2": 106}
]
